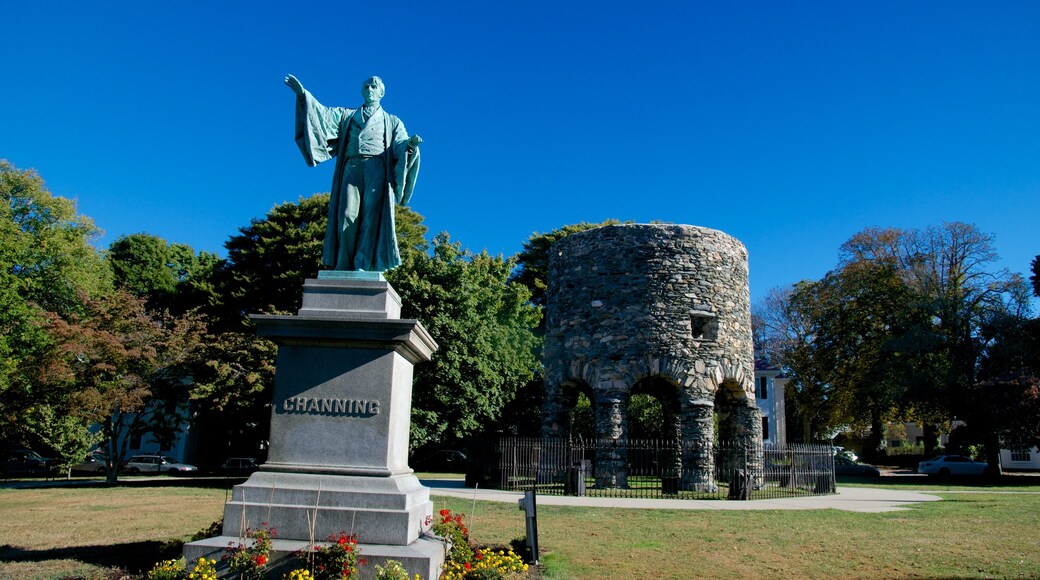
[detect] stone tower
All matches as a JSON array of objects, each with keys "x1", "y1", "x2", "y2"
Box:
[{"x1": 541, "y1": 224, "x2": 761, "y2": 490}]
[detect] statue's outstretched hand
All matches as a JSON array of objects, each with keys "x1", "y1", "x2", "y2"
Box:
[
  {"x1": 408, "y1": 135, "x2": 423, "y2": 148},
  {"x1": 284, "y1": 74, "x2": 304, "y2": 96}
]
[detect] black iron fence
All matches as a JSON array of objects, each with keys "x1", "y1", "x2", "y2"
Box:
[{"x1": 465, "y1": 438, "x2": 835, "y2": 500}]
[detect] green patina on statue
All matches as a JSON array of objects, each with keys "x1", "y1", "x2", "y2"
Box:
[{"x1": 285, "y1": 74, "x2": 422, "y2": 272}]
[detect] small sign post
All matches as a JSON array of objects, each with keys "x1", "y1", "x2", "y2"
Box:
[{"x1": 517, "y1": 489, "x2": 539, "y2": 564}]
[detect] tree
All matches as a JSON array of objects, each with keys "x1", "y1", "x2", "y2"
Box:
[
  {"x1": 966, "y1": 373, "x2": 1040, "y2": 474},
  {"x1": 107, "y1": 233, "x2": 220, "y2": 315},
  {"x1": 0, "y1": 160, "x2": 112, "y2": 450},
  {"x1": 22, "y1": 404, "x2": 100, "y2": 478},
  {"x1": 208, "y1": 196, "x2": 428, "y2": 331},
  {"x1": 388, "y1": 233, "x2": 542, "y2": 447},
  {"x1": 108, "y1": 234, "x2": 179, "y2": 302},
  {"x1": 188, "y1": 331, "x2": 278, "y2": 465},
  {"x1": 627, "y1": 394, "x2": 667, "y2": 439},
  {"x1": 38, "y1": 290, "x2": 205, "y2": 483},
  {"x1": 0, "y1": 160, "x2": 111, "y2": 315},
  {"x1": 1031, "y1": 255, "x2": 1039, "y2": 299},
  {"x1": 754, "y1": 284, "x2": 843, "y2": 442},
  {"x1": 759, "y1": 223, "x2": 1030, "y2": 461},
  {"x1": 209, "y1": 195, "x2": 328, "y2": 331}
]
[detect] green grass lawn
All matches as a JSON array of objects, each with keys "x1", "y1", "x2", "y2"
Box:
[
  {"x1": 836, "y1": 474, "x2": 1040, "y2": 493},
  {"x1": 438, "y1": 490, "x2": 1040, "y2": 579},
  {"x1": 1, "y1": 478, "x2": 1039, "y2": 579}
]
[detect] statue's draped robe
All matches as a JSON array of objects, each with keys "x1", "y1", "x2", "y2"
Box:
[{"x1": 294, "y1": 89, "x2": 420, "y2": 271}]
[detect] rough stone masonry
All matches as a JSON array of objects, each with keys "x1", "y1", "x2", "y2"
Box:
[{"x1": 541, "y1": 224, "x2": 762, "y2": 490}]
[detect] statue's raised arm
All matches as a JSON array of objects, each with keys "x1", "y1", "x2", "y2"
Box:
[{"x1": 284, "y1": 74, "x2": 304, "y2": 96}]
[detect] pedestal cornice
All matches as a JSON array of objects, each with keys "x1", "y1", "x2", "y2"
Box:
[{"x1": 251, "y1": 314, "x2": 438, "y2": 364}]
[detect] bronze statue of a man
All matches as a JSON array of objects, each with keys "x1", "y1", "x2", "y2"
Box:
[{"x1": 285, "y1": 74, "x2": 421, "y2": 272}]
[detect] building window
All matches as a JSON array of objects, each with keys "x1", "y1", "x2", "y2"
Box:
[
  {"x1": 759, "y1": 376, "x2": 768, "y2": 399},
  {"x1": 129, "y1": 432, "x2": 143, "y2": 450},
  {"x1": 761, "y1": 416, "x2": 770, "y2": 440},
  {"x1": 1010, "y1": 449, "x2": 1031, "y2": 462}
]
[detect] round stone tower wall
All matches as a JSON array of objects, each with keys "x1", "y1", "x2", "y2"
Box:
[{"x1": 542, "y1": 224, "x2": 760, "y2": 488}]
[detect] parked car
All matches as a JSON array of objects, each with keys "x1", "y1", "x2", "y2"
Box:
[
  {"x1": 834, "y1": 455, "x2": 880, "y2": 477},
  {"x1": 0, "y1": 449, "x2": 54, "y2": 477},
  {"x1": 917, "y1": 455, "x2": 987, "y2": 477},
  {"x1": 410, "y1": 449, "x2": 469, "y2": 472},
  {"x1": 220, "y1": 457, "x2": 259, "y2": 476},
  {"x1": 71, "y1": 451, "x2": 108, "y2": 474},
  {"x1": 832, "y1": 446, "x2": 859, "y2": 463},
  {"x1": 123, "y1": 454, "x2": 198, "y2": 476}
]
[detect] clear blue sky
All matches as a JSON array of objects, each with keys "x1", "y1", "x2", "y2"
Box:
[{"x1": 4, "y1": 2, "x2": 1039, "y2": 305}]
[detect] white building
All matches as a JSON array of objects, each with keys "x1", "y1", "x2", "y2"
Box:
[
  {"x1": 754, "y1": 357, "x2": 787, "y2": 446},
  {"x1": 1000, "y1": 447, "x2": 1040, "y2": 470}
]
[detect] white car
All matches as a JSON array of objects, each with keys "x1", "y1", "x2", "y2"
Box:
[
  {"x1": 917, "y1": 455, "x2": 987, "y2": 476},
  {"x1": 123, "y1": 454, "x2": 198, "y2": 475},
  {"x1": 71, "y1": 451, "x2": 108, "y2": 474}
]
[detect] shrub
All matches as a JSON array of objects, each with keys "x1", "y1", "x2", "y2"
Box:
[
  {"x1": 293, "y1": 531, "x2": 366, "y2": 579},
  {"x1": 146, "y1": 556, "x2": 217, "y2": 580},
  {"x1": 224, "y1": 524, "x2": 274, "y2": 579},
  {"x1": 433, "y1": 509, "x2": 474, "y2": 566},
  {"x1": 374, "y1": 559, "x2": 419, "y2": 580},
  {"x1": 146, "y1": 558, "x2": 184, "y2": 580},
  {"x1": 434, "y1": 510, "x2": 529, "y2": 580},
  {"x1": 441, "y1": 548, "x2": 529, "y2": 580}
]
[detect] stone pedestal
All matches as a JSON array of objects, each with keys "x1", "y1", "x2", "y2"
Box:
[{"x1": 185, "y1": 276, "x2": 445, "y2": 579}]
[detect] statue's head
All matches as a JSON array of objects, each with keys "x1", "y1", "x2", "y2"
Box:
[{"x1": 361, "y1": 76, "x2": 385, "y2": 105}]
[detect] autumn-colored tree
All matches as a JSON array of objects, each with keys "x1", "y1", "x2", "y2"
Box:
[
  {"x1": 39, "y1": 290, "x2": 205, "y2": 483},
  {"x1": 757, "y1": 223, "x2": 1031, "y2": 462}
]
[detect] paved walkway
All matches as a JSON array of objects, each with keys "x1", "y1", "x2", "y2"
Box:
[
  {"x1": 420, "y1": 479, "x2": 942, "y2": 513},
  {"x1": 3, "y1": 476, "x2": 943, "y2": 513}
]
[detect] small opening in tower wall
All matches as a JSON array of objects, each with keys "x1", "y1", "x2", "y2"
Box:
[{"x1": 689, "y1": 312, "x2": 718, "y2": 341}]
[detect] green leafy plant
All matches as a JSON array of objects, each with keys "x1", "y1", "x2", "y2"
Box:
[
  {"x1": 294, "y1": 531, "x2": 366, "y2": 579},
  {"x1": 433, "y1": 508, "x2": 475, "y2": 566},
  {"x1": 224, "y1": 523, "x2": 274, "y2": 578},
  {"x1": 441, "y1": 548, "x2": 530, "y2": 580},
  {"x1": 374, "y1": 559, "x2": 419, "y2": 580},
  {"x1": 146, "y1": 556, "x2": 217, "y2": 580},
  {"x1": 146, "y1": 558, "x2": 184, "y2": 580},
  {"x1": 434, "y1": 510, "x2": 529, "y2": 580}
]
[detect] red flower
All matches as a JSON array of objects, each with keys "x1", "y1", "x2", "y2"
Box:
[
  {"x1": 475, "y1": 551, "x2": 484, "y2": 560},
  {"x1": 464, "y1": 562, "x2": 472, "y2": 570},
  {"x1": 255, "y1": 555, "x2": 268, "y2": 566},
  {"x1": 360, "y1": 559, "x2": 367, "y2": 565}
]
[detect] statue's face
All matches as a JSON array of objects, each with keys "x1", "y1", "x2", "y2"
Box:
[{"x1": 361, "y1": 77, "x2": 384, "y2": 105}]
